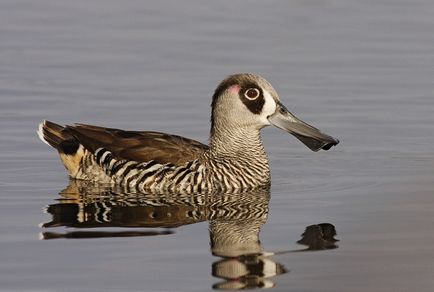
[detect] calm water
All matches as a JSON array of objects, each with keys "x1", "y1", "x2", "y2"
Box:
[{"x1": 1, "y1": 0, "x2": 434, "y2": 291}]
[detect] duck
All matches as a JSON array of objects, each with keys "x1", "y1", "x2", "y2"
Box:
[{"x1": 37, "y1": 73, "x2": 339, "y2": 193}]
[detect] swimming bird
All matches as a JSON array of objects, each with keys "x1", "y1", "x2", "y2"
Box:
[{"x1": 37, "y1": 73, "x2": 339, "y2": 193}]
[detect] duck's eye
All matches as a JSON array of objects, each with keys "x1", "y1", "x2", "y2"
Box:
[{"x1": 244, "y1": 88, "x2": 260, "y2": 100}]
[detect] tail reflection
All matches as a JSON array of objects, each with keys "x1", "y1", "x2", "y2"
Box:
[
  {"x1": 42, "y1": 181, "x2": 207, "y2": 229},
  {"x1": 42, "y1": 230, "x2": 172, "y2": 240},
  {"x1": 41, "y1": 181, "x2": 338, "y2": 290}
]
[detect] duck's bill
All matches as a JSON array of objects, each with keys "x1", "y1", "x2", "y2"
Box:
[{"x1": 268, "y1": 102, "x2": 339, "y2": 152}]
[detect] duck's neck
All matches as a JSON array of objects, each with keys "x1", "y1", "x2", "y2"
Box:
[
  {"x1": 209, "y1": 126, "x2": 264, "y2": 158},
  {"x1": 205, "y1": 125, "x2": 270, "y2": 189}
]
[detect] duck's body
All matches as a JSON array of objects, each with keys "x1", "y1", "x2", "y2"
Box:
[
  {"x1": 38, "y1": 121, "x2": 270, "y2": 193},
  {"x1": 38, "y1": 74, "x2": 339, "y2": 193}
]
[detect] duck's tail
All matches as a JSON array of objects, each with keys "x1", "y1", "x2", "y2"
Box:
[
  {"x1": 37, "y1": 120, "x2": 84, "y2": 177},
  {"x1": 38, "y1": 120, "x2": 63, "y2": 148},
  {"x1": 37, "y1": 120, "x2": 78, "y2": 153}
]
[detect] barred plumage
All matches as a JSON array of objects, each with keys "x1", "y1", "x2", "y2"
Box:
[
  {"x1": 38, "y1": 73, "x2": 338, "y2": 194},
  {"x1": 91, "y1": 148, "x2": 204, "y2": 193}
]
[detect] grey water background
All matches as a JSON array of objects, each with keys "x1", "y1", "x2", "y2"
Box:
[{"x1": 1, "y1": 0, "x2": 434, "y2": 291}]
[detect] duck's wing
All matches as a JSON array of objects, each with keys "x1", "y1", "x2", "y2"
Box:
[{"x1": 65, "y1": 123, "x2": 208, "y2": 166}]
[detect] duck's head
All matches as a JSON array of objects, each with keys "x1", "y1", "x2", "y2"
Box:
[{"x1": 211, "y1": 73, "x2": 339, "y2": 151}]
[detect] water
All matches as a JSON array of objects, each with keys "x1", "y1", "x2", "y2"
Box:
[{"x1": 1, "y1": 0, "x2": 434, "y2": 291}]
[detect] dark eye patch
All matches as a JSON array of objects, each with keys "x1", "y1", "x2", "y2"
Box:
[{"x1": 239, "y1": 83, "x2": 265, "y2": 114}]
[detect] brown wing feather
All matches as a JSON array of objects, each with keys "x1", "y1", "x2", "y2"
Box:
[{"x1": 65, "y1": 123, "x2": 208, "y2": 166}]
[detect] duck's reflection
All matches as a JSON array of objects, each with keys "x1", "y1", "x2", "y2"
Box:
[{"x1": 41, "y1": 181, "x2": 338, "y2": 290}]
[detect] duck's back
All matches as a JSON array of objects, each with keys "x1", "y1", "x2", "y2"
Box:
[
  {"x1": 64, "y1": 123, "x2": 208, "y2": 165},
  {"x1": 38, "y1": 120, "x2": 209, "y2": 188}
]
